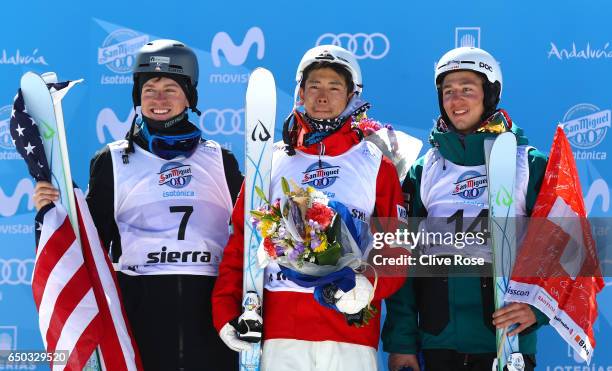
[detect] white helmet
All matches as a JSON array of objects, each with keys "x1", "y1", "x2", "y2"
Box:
[
  {"x1": 435, "y1": 47, "x2": 502, "y2": 96},
  {"x1": 434, "y1": 47, "x2": 503, "y2": 123},
  {"x1": 296, "y1": 44, "x2": 362, "y2": 94}
]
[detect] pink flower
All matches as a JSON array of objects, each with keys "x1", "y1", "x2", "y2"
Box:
[
  {"x1": 305, "y1": 203, "x2": 334, "y2": 229},
  {"x1": 357, "y1": 118, "x2": 382, "y2": 136}
]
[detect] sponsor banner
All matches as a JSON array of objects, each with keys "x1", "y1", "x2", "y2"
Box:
[
  {"x1": 0, "y1": 105, "x2": 21, "y2": 160},
  {"x1": 0, "y1": 49, "x2": 48, "y2": 66},
  {"x1": 506, "y1": 281, "x2": 594, "y2": 363},
  {"x1": 208, "y1": 26, "x2": 264, "y2": 85},
  {"x1": 97, "y1": 27, "x2": 149, "y2": 85},
  {"x1": 561, "y1": 104, "x2": 609, "y2": 161},
  {"x1": 316, "y1": 32, "x2": 390, "y2": 59},
  {"x1": 455, "y1": 27, "x2": 481, "y2": 48},
  {"x1": 198, "y1": 108, "x2": 244, "y2": 136},
  {"x1": 211, "y1": 26, "x2": 264, "y2": 67},
  {"x1": 0, "y1": 259, "x2": 35, "y2": 286},
  {"x1": 548, "y1": 42, "x2": 612, "y2": 60},
  {"x1": 96, "y1": 107, "x2": 135, "y2": 144},
  {"x1": 0, "y1": 179, "x2": 35, "y2": 218}
]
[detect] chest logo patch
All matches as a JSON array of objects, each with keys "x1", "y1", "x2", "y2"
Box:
[
  {"x1": 452, "y1": 171, "x2": 487, "y2": 199},
  {"x1": 302, "y1": 161, "x2": 340, "y2": 189},
  {"x1": 158, "y1": 162, "x2": 193, "y2": 189}
]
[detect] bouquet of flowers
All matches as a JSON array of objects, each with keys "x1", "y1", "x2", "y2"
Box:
[
  {"x1": 250, "y1": 177, "x2": 377, "y2": 326},
  {"x1": 251, "y1": 177, "x2": 365, "y2": 274}
]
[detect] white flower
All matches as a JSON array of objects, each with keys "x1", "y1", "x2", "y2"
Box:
[{"x1": 308, "y1": 189, "x2": 329, "y2": 206}]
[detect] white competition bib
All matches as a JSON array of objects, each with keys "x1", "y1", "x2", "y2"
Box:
[
  {"x1": 418, "y1": 146, "x2": 531, "y2": 262},
  {"x1": 108, "y1": 140, "x2": 233, "y2": 276},
  {"x1": 264, "y1": 141, "x2": 381, "y2": 292}
]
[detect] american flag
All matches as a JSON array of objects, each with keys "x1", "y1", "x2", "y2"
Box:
[{"x1": 10, "y1": 87, "x2": 142, "y2": 371}]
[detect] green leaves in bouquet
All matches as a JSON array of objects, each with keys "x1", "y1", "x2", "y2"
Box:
[
  {"x1": 315, "y1": 213, "x2": 343, "y2": 266},
  {"x1": 249, "y1": 186, "x2": 281, "y2": 220},
  {"x1": 325, "y1": 213, "x2": 341, "y2": 245},
  {"x1": 250, "y1": 209, "x2": 267, "y2": 219},
  {"x1": 281, "y1": 176, "x2": 291, "y2": 195},
  {"x1": 315, "y1": 241, "x2": 341, "y2": 266},
  {"x1": 254, "y1": 185, "x2": 269, "y2": 204}
]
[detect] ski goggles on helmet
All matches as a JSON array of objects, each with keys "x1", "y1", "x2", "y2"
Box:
[{"x1": 139, "y1": 122, "x2": 201, "y2": 160}]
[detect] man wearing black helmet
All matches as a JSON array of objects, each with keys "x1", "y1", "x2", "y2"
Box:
[
  {"x1": 382, "y1": 47, "x2": 549, "y2": 371},
  {"x1": 33, "y1": 39, "x2": 242, "y2": 371}
]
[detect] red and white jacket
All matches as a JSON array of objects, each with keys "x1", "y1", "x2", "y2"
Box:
[{"x1": 212, "y1": 116, "x2": 407, "y2": 349}]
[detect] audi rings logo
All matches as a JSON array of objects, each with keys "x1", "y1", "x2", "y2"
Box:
[
  {"x1": 316, "y1": 33, "x2": 390, "y2": 59},
  {"x1": 0, "y1": 259, "x2": 34, "y2": 285},
  {"x1": 198, "y1": 108, "x2": 244, "y2": 136}
]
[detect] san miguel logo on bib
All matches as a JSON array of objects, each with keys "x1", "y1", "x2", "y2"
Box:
[
  {"x1": 302, "y1": 161, "x2": 340, "y2": 189},
  {"x1": 158, "y1": 162, "x2": 192, "y2": 188},
  {"x1": 453, "y1": 171, "x2": 487, "y2": 199}
]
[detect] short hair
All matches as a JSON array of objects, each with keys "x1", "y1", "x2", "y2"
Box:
[{"x1": 300, "y1": 61, "x2": 354, "y2": 94}]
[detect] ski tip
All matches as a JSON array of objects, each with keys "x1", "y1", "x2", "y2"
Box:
[
  {"x1": 41, "y1": 72, "x2": 59, "y2": 84},
  {"x1": 20, "y1": 71, "x2": 42, "y2": 87},
  {"x1": 497, "y1": 131, "x2": 517, "y2": 144},
  {"x1": 249, "y1": 67, "x2": 275, "y2": 83}
]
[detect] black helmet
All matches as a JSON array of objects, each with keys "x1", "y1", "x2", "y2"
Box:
[{"x1": 131, "y1": 39, "x2": 199, "y2": 111}]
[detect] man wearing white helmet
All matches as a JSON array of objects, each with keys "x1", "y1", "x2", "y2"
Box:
[
  {"x1": 212, "y1": 45, "x2": 407, "y2": 370},
  {"x1": 32, "y1": 39, "x2": 243, "y2": 370},
  {"x1": 382, "y1": 47, "x2": 549, "y2": 371}
]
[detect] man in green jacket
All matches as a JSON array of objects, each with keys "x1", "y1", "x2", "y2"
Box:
[{"x1": 382, "y1": 47, "x2": 549, "y2": 371}]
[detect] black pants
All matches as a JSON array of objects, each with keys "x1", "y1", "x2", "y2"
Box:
[
  {"x1": 422, "y1": 349, "x2": 536, "y2": 371},
  {"x1": 117, "y1": 273, "x2": 238, "y2": 371}
]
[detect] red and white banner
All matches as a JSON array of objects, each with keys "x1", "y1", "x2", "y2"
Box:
[
  {"x1": 32, "y1": 188, "x2": 142, "y2": 371},
  {"x1": 505, "y1": 126, "x2": 604, "y2": 364}
]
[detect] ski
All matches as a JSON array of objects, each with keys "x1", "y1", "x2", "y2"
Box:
[
  {"x1": 20, "y1": 72, "x2": 101, "y2": 371},
  {"x1": 241, "y1": 68, "x2": 276, "y2": 371},
  {"x1": 485, "y1": 131, "x2": 523, "y2": 371}
]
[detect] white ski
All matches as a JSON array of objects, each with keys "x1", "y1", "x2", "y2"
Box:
[
  {"x1": 241, "y1": 68, "x2": 276, "y2": 371},
  {"x1": 485, "y1": 131, "x2": 524, "y2": 371},
  {"x1": 20, "y1": 72, "x2": 101, "y2": 371}
]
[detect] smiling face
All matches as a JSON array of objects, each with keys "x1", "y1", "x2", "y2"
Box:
[
  {"x1": 441, "y1": 70, "x2": 485, "y2": 133},
  {"x1": 140, "y1": 77, "x2": 189, "y2": 121},
  {"x1": 299, "y1": 67, "x2": 353, "y2": 120}
]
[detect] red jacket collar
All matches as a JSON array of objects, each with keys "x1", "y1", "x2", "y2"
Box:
[{"x1": 293, "y1": 113, "x2": 362, "y2": 156}]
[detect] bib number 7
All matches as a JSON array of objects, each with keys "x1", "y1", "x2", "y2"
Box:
[{"x1": 169, "y1": 205, "x2": 193, "y2": 240}]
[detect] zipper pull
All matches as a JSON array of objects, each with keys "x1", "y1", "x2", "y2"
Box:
[{"x1": 318, "y1": 142, "x2": 325, "y2": 168}]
